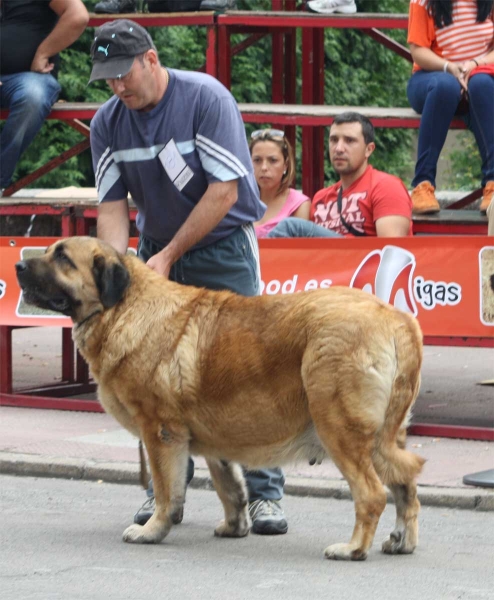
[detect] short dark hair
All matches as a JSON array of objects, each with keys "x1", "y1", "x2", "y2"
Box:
[{"x1": 332, "y1": 112, "x2": 375, "y2": 144}]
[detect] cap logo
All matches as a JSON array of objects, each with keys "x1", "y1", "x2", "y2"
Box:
[{"x1": 98, "y1": 44, "x2": 110, "y2": 57}]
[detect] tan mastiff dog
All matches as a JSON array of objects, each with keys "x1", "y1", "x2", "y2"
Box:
[{"x1": 16, "y1": 236, "x2": 425, "y2": 561}]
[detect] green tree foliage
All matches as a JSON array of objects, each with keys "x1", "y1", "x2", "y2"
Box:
[{"x1": 10, "y1": 0, "x2": 416, "y2": 191}]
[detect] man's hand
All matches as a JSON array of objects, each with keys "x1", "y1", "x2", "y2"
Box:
[
  {"x1": 31, "y1": 54, "x2": 55, "y2": 74},
  {"x1": 146, "y1": 248, "x2": 174, "y2": 278}
]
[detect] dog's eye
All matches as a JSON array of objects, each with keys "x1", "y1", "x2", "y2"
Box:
[{"x1": 55, "y1": 249, "x2": 76, "y2": 269}]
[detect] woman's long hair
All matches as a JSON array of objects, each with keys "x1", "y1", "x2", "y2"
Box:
[{"x1": 427, "y1": 0, "x2": 493, "y2": 28}]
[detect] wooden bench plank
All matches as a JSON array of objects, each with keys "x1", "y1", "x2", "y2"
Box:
[
  {"x1": 412, "y1": 209, "x2": 487, "y2": 235},
  {"x1": 1, "y1": 102, "x2": 466, "y2": 129},
  {"x1": 88, "y1": 12, "x2": 216, "y2": 28},
  {"x1": 220, "y1": 11, "x2": 409, "y2": 29}
]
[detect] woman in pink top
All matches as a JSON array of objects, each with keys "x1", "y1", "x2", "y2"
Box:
[{"x1": 249, "y1": 129, "x2": 311, "y2": 238}]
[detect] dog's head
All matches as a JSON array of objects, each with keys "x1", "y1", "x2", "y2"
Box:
[{"x1": 15, "y1": 237, "x2": 130, "y2": 323}]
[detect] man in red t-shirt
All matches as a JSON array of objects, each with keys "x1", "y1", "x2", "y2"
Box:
[{"x1": 268, "y1": 112, "x2": 413, "y2": 238}]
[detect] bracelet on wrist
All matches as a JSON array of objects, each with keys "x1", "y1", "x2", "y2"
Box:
[
  {"x1": 472, "y1": 58, "x2": 479, "y2": 67},
  {"x1": 443, "y1": 61, "x2": 449, "y2": 73}
]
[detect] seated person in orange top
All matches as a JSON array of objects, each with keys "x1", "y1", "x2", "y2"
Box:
[
  {"x1": 407, "y1": 0, "x2": 494, "y2": 215},
  {"x1": 249, "y1": 129, "x2": 310, "y2": 238},
  {"x1": 267, "y1": 112, "x2": 412, "y2": 238}
]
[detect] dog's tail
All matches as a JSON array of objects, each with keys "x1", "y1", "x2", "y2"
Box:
[{"x1": 372, "y1": 314, "x2": 425, "y2": 486}]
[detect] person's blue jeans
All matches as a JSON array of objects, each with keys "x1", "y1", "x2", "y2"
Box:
[
  {"x1": 267, "y1": 217, "x2": 342, "y2": 238},
  {"x1": 0, "y1": 72, "x2": 61, "y2": 188},
  {"x1": 407, "y1": 70, "x2": 494, "y2": 188},
  {"x1": 137, "y1": 224, "x2": 285, "y2": 502}
]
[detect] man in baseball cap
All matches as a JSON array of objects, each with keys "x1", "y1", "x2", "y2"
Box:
[
  {"x1": 89, "y1": 20, "x2": 289, "y2": 540},
  {"x1": 89, "y1": 19, "x2": 156, "y2": 84}
]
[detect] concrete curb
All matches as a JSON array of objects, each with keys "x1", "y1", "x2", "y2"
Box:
[{"x1": 1, "y1": 453, "x2": 493, "y2": 512}]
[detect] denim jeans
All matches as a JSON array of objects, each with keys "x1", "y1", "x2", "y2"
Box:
[
  {"x1": 0, "y1": 72, "x2": 61, "y2": 188},
  {"x1": 138, "y1": 224, "x2": 285, "y2": 502},
  {"x1": 407, "y1": 70, "x2": 494, "y2": 188},
  {"x1": 267, "y1": 217, "x2": 342, "y2": 238}
]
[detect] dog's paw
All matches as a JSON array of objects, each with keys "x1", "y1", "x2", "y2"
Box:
[
  {"x1": 122, "y1": 523, "x2": 166, "y2": 544},
  {"x1": 214, "y1": 519, "x2": 250, "y2": 538},
  {"x1": 382, "y1": 529, "x2": 415, "y2": 555},
  {"x1": 324, "y1": 542, "x2": 367, "y2": 561}
]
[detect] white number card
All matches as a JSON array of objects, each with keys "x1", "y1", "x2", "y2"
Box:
[{"x1": 159, "y1": 139, "x2": 193, "y2": 191}]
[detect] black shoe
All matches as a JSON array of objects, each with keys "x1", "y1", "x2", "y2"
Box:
[
  {"x1": 94, "y1": 0, "x2": 136, "y2": 14},
  {"x1": 133, "y1": 496, "x2": 184, "y2": 526},
  {"x1": 148, "y1": 0, "x2": 202, "y2": 11},
  {"x1": 249, "y1": 499, "x2": 288, "y2": 535}
]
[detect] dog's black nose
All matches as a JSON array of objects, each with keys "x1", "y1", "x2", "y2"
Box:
[{"x1": 15, "y1": 261, "x2": 28, "y2": 273}]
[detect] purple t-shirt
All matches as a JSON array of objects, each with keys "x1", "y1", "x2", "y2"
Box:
[{"x1": 91, "y1": 68, "x2": 265, "y2": 249}]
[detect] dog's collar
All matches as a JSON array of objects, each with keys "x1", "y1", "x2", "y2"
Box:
[{"x1": 75, "y1": 309, "x2": 102, "y2": 329}]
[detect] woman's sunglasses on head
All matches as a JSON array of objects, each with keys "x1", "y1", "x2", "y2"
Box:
[{"x1": 251, "y1": 129, "x2": 285, "y2": 139}]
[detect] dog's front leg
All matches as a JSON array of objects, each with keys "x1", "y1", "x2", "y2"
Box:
[
  {"x1": 206, "y1": 458, "x2": 251, "y2": 538},
  {"x1": 123, "y1": 427, "x2": 189, "y2": 544}
]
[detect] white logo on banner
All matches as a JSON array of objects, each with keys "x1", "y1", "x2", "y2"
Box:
[
  {"x1": 350, "y1": 246, "x2": 418, "y2": 315},
  {"x1": 350, "y1": 246, "x2": 462, "y2": 313},
  {"x1": 0, "y1": 279, "x2": 6, "y2": 300}
]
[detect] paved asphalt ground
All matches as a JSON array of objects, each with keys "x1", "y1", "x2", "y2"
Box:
[{"x1": 2, "y1": 475, "x2": 494, "y2": 600}]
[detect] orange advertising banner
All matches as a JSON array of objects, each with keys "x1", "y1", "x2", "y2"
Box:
[{"x1": 1, "y1": 236, "x2": 493, "y2": 339}]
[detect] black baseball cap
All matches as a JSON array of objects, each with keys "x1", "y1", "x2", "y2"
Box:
[{"x1": 89, "y1": 19, "x2": 156, "y2": 84}]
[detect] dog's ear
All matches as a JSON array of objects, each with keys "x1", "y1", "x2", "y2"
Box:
[{"x1": 92, "y1": 254, "x2": 130, "y2": 308}]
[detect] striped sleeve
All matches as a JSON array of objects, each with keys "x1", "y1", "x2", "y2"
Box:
[
  {"x1": 90, "y1": 109, "x2": 127, "y2": 203},
  {"x1": 195, "y1": 97, "x2": 251, "y2": 184}
]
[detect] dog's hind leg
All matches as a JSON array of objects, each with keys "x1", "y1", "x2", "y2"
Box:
[
  {"x1": 123, "y1": 426, "x2": 189, "y2": 544},
  {"x1": 318, "y1": 430, "x2": 387, "y2": 561},
  {"x1": 382, "y1": 482, "x2": 420, "y2": 555},
  {"x1": 379, "y1": 428, "x2": 423, "y2": 555},
  {"x1": 205, "y1": 458, "x2": 251, "y2": 538}
]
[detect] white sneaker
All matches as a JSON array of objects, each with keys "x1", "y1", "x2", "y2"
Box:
[{"x1": 307, "y1": 0, "x2": 357, "y2": 14}]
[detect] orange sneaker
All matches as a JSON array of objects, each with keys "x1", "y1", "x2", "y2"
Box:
[
  {"x1": 479, "y1": 181, "x2": 494, "y2": 214},
  {"x1": 411, "y1": 181, "x2": 440, "y2": 214}
]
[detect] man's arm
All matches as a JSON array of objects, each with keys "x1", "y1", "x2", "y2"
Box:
[
  {"x1": 31, "y1": 0, "x2": 89, "y2": 74},
  {"x1": 97, "y1": 200, "x2": 131, "y2": 255},
  {"x1": 147, "y1": 180, "x2": 238, "y2": 278},
  {"x1": 375, "y1": 215, "x2": 411, "y2": 237}
]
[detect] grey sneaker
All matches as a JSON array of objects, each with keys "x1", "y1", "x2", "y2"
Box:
[
  {"x1": 199, "y1": 0, "x2": 236, "y2": 10},
  {"x1": 249, "y1": 499, "x2": 288, "y2": 535},
  {"x1": 94, "y1": 0, "x2": 136, "y2": 14},
  {"x1": 133, "y1": 496, "x2": 184, "y2": 525}
]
